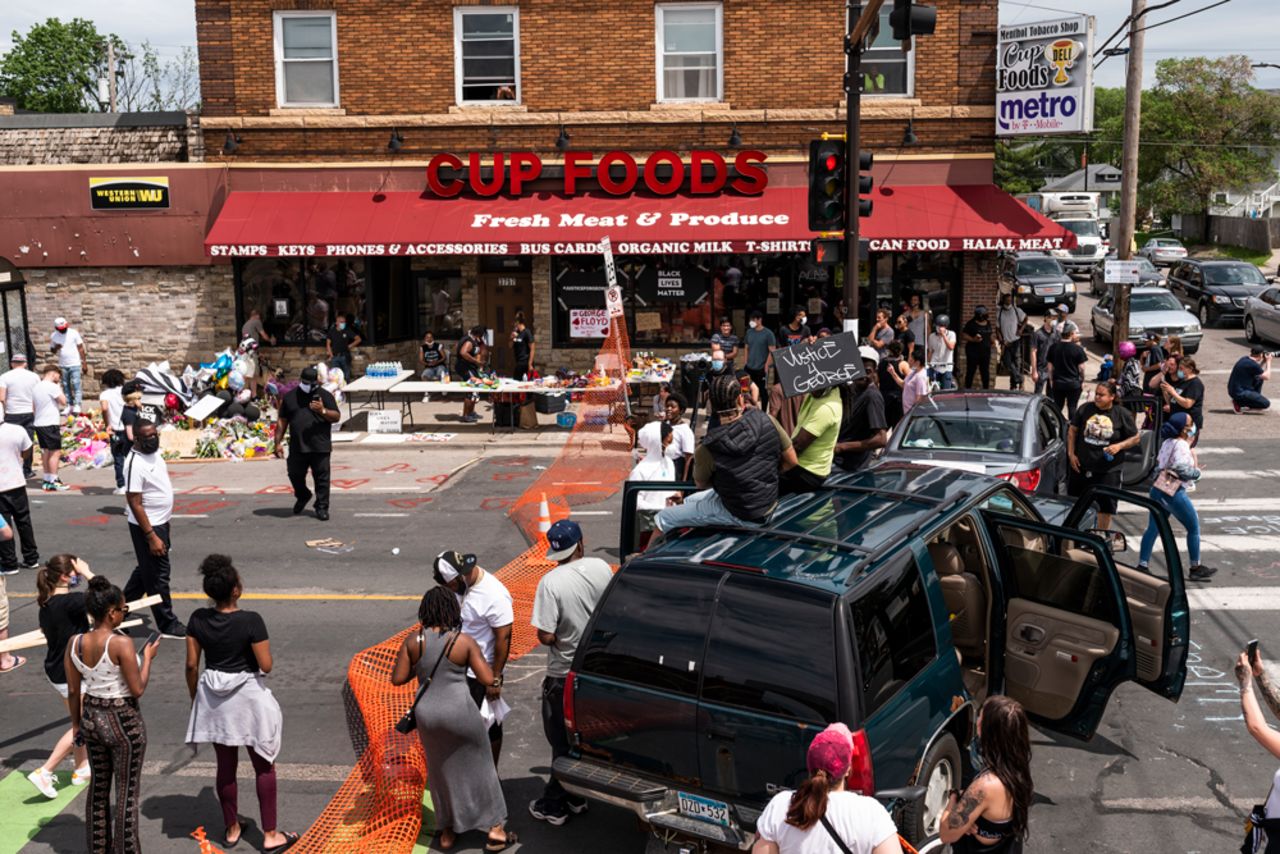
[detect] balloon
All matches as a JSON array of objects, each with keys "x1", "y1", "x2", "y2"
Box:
[
  {"x1": 264, "y1": 381, "x2": 279, "y2": 398},
  {"x1": 228, "y1": 371, "x2": 245, "y2": 392},
  {"x1": 226, "y1": 402, "x2": 245, "y2": 419},
  {"x1": 235, "y1": 389, "x2": 252, "y2": 404},
  {"x1": 233, "y1": 358, "x2": 248, "y2": 376},
  {"x1": 214, "y1": 353, "x2": 233, "y2": 371},
  {"x1": 164, "y1": 393, "x2": 180, "y2": 410},
  {"x1": 215, "y1": 390, "x2": 233, "y2": 403},
  {"x1": 243, "y1": 404, "x2": 261, "y2": 422},
  {"x1": 216, "y1": 375, "x2": 229, "y2": 390}
]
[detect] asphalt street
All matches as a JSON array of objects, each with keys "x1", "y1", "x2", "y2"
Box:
[{"x1": 2, "y1": 300, "x2": 1280, "y2": 853}]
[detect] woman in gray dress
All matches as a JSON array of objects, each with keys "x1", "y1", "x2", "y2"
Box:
[{"x1": 392, "y1": 587, "x2": 516, "y2": 852}]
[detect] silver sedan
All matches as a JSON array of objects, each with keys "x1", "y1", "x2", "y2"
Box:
[{"x1": 1091, "y1": 286, "x2": 1202, "y2": 353}]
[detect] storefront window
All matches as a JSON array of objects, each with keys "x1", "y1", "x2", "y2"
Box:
[
  {"x1": 236, "y1": 256, "x2": 419, "y2": 346},
  {"x1": 416, "y1": 269, "x2": 463, "y2": 338}
]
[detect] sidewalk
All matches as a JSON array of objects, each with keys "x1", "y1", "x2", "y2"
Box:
[{"x1": 333, "y1": 394, "x2": 602, "y2": 451}]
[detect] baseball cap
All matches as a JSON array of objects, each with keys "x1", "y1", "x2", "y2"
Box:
[
  {"x1": 858, "y1": 345, "x2": 881, "y2": 367},
  {"x1": 1144, "y1": 331, "x2": 1160, "y2": 341},
  {"x1": 300, "y1": 366, "x2": 319, "y2": 383},
  {"x1": 53, "y1": 316, "x2": 68, "y2": 330},
  {"x1": 1252, "y1": 345, "x2": 1268, "y2": 356},
  {"x1": 807, "y1": 723, "x2": 857, "y2": 779},
  {"x1": 434, "y1": 550, "x2": 476, "y2": 582},
  {"x1": 974, "y1": 305, "x2": 988, "y2": 316},
  {"x1": 9, "y1": 353, "x2": 26, "y2": 363},
  {"x1": 1056, "y1": 304, "x2": 1071, "y2": 315},
  {"x1": 546, "y1": 519, "x2": 584, "y2": 562}
]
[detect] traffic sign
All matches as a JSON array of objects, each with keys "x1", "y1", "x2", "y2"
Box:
[{"x1": 1105, "y1": 260, "x2": 1142, "y2": 284}]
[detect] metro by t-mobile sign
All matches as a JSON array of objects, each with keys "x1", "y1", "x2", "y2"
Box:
[
  {"x1": 996, "y1": 15, "x2": 1095, "y2": 137},
  {"x1": 424, "y1": 150, "x2": 769, "y2": 197}
]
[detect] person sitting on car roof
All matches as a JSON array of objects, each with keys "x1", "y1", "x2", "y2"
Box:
[{"x1": 655, "y1": 374, "x2": 797, "y2": 535}]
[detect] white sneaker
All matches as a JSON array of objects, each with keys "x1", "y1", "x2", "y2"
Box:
[
  {"x1": 112, "y1": 487, "x2": 126, "y2": 495},
  {"x1": 27, "y1": 768, "x2": 57, "y2": 799},
  {"x1": 72, "y1": 765, "x2": 90, "y2": 786}
]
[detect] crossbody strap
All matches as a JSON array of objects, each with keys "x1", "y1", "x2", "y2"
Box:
[
  {"x1": 406, "y1": 630, "x2": 459, "y2": 714},
  {"x1": 819, "y1": 814, "x2": 855, "y2": 854}
]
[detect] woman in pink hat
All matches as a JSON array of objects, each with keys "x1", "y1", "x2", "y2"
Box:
[{"x1": 753, "y1": 723, "x2": 903, "y2": 854}]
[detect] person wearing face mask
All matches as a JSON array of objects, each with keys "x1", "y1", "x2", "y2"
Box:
[
  {"x1": 1161, "y1": 357, "x2": 1204, "y2": 441},
  {"x1": 0, "y1": 413, "x2": 39, "y2": 576},
  {"x1": 1139, "y1": 411, "x2": 1215, "y2": 581},
  {"x1": 834, "y1": 348, "x2": 888, "y2": 473},
  {"x1": 29, "y1": 555, "x2": 94, "y2": 799},
  {"x1": 325, "y1": 312, "x2": 361, "y2": 382},
  {"x1": 710, "y1": 318, "x2": 740, "y2": 368},
  {"x1": 704, "y1": 347, "x2": 733, "y2": 429},
  {"x1": 779, "y1": 305, "x2": 811, "y2": 348},
  {"x1": 274, "y1": 366, "x2": 340, "y2": 522},
  {"x1": 743, "y1": 310, "x2": 776, "y2": 397},
  {"x1": 123, "y1": 420, "x2": 185, "y2": 637}
]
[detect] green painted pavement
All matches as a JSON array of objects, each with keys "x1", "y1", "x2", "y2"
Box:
[
  {"x1": 0, "y1": 770, "x2": 85, "y2": 854},
  {"x1": 412, "y1": 790, "x2": 436, "y2": 853}
]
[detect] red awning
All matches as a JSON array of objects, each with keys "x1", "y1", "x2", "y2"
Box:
[{"x1": 203, "y1": 184, "x2": 1075, "y2": 258}]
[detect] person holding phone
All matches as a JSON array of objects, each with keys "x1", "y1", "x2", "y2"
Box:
[
  {"x1": 274, "y1": 366, "x2": 339, "y2": 522},
  {"x1": 1236, "y1": 643, "x2": 1280, "y2": 852},
  {"x1": 123, "y1": 420, "x2": 184, "y2": 637},
  {"x1": 65, "y1": 575, "x2": 161, "y2": 854}
]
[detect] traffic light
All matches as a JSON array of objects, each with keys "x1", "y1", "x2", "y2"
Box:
[
  {"x1": 890, "y1": 0, "x2": 938, "y2": 42},
  {"x1": 857, "y1": 150, "x2": 874, "y2": 218},
  {"x1": 808, "y1": 139, "x2": 847, "y2": 232}
]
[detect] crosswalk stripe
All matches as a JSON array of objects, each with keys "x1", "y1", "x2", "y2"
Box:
[
  {"x1": 1189, "y1": 587, "x2": 1280, "y2": 610},
  {"x1": 1198, "y1": 535, "x2": 1280, "y2": 553},
  {"x1": 1197, "y1": 470, "x2": 1280, "y2": 480},
  {"x1": 1191, "y1": 447, "x2": 1245, "y2": 455},
  {"x1": 0, "y1": 769, "x2": 84, "y2": 854},
  {"x1": 1197, "y1": 499, "x2": 1280, "y2": 511}
]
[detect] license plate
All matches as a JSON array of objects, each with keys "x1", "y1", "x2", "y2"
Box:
[{"x1": 677, "y1": 791, "x2": 731, "y2": 827}]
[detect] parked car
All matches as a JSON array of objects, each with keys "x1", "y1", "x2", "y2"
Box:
[
  {"x1": 1138, "y1": 238, "x2": 1188, "y2": 267},
  {"x1": 558, "y1": 469, "x2": 1189, "y2": 850},
  {"x1": 1167, "y1": 259, "x2": 1272, "y2": 327},
  {"x1": 1048, "y1": 217, "x2": 1107, "y2": 275},
  {"x1": 879, "y1": 391, "x2": 1068, "y2": 496},
  {"x1": 997, "y1": 252, "x2": 1077, "y2": 313},
  {"x1": 1245, "y1": 285, "x2": 1280, "y2": 345},
  {"x1": 1089, "y1": 254, "x2": 1163, "y2": 297},
  {"x1": 1091, "y1": 286, "x2": 1201, "y2": 354}
]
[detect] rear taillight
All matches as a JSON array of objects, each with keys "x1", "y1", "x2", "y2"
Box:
[
  {"x1": 997, "y1": 468, "x2": 1042, "y2": 492},
  {"x1": 563, "y1": 670, "x2": 577, "y2": 736},
  {"x1": 848, "y1": 729, "x2": 875, "y2": 796}
]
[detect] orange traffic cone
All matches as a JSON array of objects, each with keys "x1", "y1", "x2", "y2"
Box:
[{"x1": 538, "y1": 493, "x2": 552, "y2": 535}]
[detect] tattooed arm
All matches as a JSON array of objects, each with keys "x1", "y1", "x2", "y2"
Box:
[
  {"x1": 1238, "y1": 652, "x2": 1280, "y2": 762},
  {"x1": 939, "y1": 777, "x2": 989, "y2": 844}
]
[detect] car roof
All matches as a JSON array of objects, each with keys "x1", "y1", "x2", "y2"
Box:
[
  {"x1": 1185, "y1": 259, "x2": 1258, "y2": 268},
  {"x1": 635, "y1": 463, "x2": 1001, "y2": 595},
  {"x1": 919, "y1": 390, "x2": 1041, "y2": 415},
  {"x1": 1131, "y1": 286, "x2": 1178, "y2": 294}
]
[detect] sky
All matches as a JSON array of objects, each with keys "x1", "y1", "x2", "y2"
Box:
[{"x1": 0, "y1": 0, "x2": 1277, "y2": 89}]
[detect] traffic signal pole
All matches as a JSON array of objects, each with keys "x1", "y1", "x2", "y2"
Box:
[
  {"x1": 1113, "y1": 0, "x2": 1147, "y2": 357},
  {"x1": 844, "y1": 0, "x2": 885, "y2": 333}
]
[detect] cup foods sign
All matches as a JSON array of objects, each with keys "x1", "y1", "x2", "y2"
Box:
[{"x1": 997, "y1": 15, "x2": 1095, "y2": 136}]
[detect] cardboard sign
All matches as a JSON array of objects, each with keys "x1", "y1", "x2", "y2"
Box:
[
  {"x1": 1105, "y1": 260, "x2": 1142, "y2": 284},
  {"x1": 570, "y1": 309, "x2": 610, "y2": 339},
  {"x1": 773, "y1": 331, "x2": 866, "y2": 399},
  {"x1": 367, "y1": 409, "x2": 402, "y2": 434},
  {"x1": 635, "y1": 311, "x2": 663, "y2": 332}
]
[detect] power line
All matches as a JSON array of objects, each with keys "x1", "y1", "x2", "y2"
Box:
[{"x1": 1132, "y1": 0, "x2": 1235, "y2": 35}]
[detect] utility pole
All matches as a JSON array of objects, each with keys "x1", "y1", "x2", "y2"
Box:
[
  {"x1": 1113, "y1": 0, "x2": 1145, "y2": 356},
  {"x1": 106, "y1": 39, "x2": 117, "y2": 113},
  {"x1": 844, "y1": 2, "x2": 867, "y2": 335}
]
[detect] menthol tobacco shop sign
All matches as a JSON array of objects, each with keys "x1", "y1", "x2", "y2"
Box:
[{"x1": 996, "y1": 15, "x2": 1095, "y2": 137}]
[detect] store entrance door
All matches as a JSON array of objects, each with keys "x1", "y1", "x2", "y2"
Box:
[
  {"x1": 0, "y1": 257, "x2": 34, "y2": 364},
  {"x1": 479, "y1": 272, "x2": 533, "y2": 377}
]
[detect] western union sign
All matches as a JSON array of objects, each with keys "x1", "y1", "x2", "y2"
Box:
[{"x1": 89, "y1": 176, "x2": 170, "y2": 210}]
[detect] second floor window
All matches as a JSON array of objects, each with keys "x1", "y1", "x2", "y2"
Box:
[
  {"x1": 455, "y1": 8, "x2": 520, "y2": 104},
  {"x1": 274, "y1": 11, "x2": 339, "y2": 107},
  {"x1": 656, "y1": 3, "x2": 723, "y2": 102},
  {"x1": 861, "y1": 7, "x2": 913, "y2": 96}
]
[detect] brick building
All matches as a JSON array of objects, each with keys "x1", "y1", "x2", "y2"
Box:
[{"x1": 0, "y1": 0, "x2": 1074, "y2": 386}]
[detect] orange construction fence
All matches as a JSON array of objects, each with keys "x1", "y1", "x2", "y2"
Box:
[{"x1": 289, "y1": 316, "x2": 636, "y2": 853}]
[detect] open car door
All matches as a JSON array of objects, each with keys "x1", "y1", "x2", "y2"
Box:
[
  {"x1": 1118, "y1": 396, "x2": 1161, "y2": 487},
  {"x1": 981, "y1": 513, "x2": 1135, "y2": 740},
  {"x1": 1064, "y1": 485, "x2": 1189, "y2": 700},
  {"x1": 619, "y1": 479, "x2": 695, "y2": 561}
]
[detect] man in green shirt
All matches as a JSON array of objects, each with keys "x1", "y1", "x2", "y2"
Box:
[{"x1": 781, "y1": 385, "x2": 843, "y2": 495}]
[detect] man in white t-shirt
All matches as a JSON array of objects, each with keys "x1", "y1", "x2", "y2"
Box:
[
  {"x1": 123, "y1": 421, "x2": 184, "y2": 637},
  {"x1": 433, "y1": 549, "x2": 513, "y2": 765},
  {"x1": 529, "y1": 521, "x2": 613, "y2": 826},
  {"x1": 0, "y1": 421, "x2": 39, "y2": 576},
  {"x1": 755, "y1": 722, "x2": 902, "y2": 854},
  {"x1": 927, "y1": 314, "x2": 957, "y2": 392},
  {"x1": 662, "y1": 392, "x2": 696, "y2": 479},
  {"x1": 0, "y1": 352, "x2": 40, "y2": 480},
  {"x1": 32, "y1": 366, "x2": 68, "y2": 492},
  {"x1": 49, "y1": 317, "x2": 87, "y2": 414}
]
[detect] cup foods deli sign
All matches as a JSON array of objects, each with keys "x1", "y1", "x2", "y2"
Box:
[{"x1": 997, "y1": 15, "x2": 1095, "y2": 136}]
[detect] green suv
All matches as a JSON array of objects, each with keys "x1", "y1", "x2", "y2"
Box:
[{"x1": 553, "y1": 464, "x2": 1189, "y2": 849}]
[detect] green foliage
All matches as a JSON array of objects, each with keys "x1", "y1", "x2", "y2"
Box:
[{"x1": 0, "y1": 17, "x2": 105, "y2": 112}]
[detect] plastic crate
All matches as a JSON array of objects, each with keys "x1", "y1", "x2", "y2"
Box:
[
  {"x1": 536, "y1": 393, "x2": 568, "y2": 414},
  {"x1": 556, "y1": 412, "x2": 577, "y2": 429}
]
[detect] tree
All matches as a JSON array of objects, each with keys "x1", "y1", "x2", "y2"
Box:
[
  {"x1": 1141, "y1": 56, "x2": 1280, "y2": 219},
  {"x1": 0, "y1": 17, "x2": 105, "y2": 112}
]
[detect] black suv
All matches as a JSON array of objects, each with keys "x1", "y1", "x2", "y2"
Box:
[
  {"x1": 1166, "y1": 258, "x2": 1272, "y2": 327},
  {"x1": 554, "y1": 466, "x2": 1190, "y2": 849},
  {"x1": 997, "y1": 251, "x2": 1077, "y2": 313}
]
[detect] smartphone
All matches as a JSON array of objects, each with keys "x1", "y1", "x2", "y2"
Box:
[
  {"x1": 145, "y1": 631, "x2": 162, "y2": 647},
  {"x1": 1249, "y1": 639, "x2": 1260, "y2": 664}
]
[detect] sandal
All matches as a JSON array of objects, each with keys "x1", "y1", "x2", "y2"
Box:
[
  {"x1": 485, "y1": 830, "x2": 519, "y2": 852},
  {"x1": 224, "y1": 823, "x2": 241, "y2": 847},
  {"x1": 263, "y1": 831, "x2": 299, "y2": 853},
  {"x1": 435, "y1": 828, "x2": 456, "y2": 851},
  {"x1": 0, "y1": 655, "x2": 27, "y2": 673}
]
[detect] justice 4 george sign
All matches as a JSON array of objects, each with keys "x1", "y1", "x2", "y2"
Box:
[{"x1": 996, "y1": 15, "x2": 1095, "y2": 136}]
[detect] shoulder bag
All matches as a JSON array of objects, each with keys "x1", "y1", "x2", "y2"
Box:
[
  {"x1": 1153, "y1": 467, "x2": 1182, "y2": 497},
  {"x1": 819, "y1": 814, "x2": 856, "y2": 854},
  {"x1": 394, "y1": 630, "x2": 458, "y2": 734}
]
